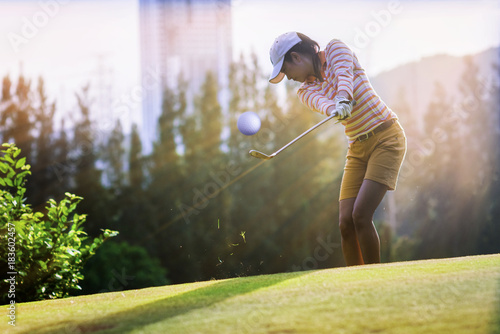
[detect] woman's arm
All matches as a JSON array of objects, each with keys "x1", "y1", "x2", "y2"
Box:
[
  {"x1": 297, "y1": 40, "x2": 355, "y2": 116},
  {"x1": 327, "y1": 40, "x2": 355, "y2": 100},
  {"x1": 297, "y1": 88, "x2": 336, "y2": 116}
]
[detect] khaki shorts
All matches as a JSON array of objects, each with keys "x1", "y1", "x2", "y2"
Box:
[{"x1": 339, "y1": 120, "x2": 407, "y2": 201}]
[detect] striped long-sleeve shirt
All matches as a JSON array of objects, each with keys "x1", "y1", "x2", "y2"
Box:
[{"x1": 297, "y1": 39, "x2": 397, "y2": 144}]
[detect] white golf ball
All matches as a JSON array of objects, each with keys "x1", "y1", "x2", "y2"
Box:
[{"x1": 237, "y1": 111, "x2": 261, "y2": 136}]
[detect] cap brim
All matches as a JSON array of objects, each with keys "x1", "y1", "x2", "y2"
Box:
[{"x1": 269, "y1": 57, "x2": 285, "y2": 84}]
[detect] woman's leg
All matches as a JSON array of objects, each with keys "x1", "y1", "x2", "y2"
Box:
[
  {"x1": 352, "y1": 179, "x2": 389, "y2": 264},
  {"x1": 339, "y1": 122, "x2": 406, "y2": 265},
  {"x1": 339, "y1": 198, "x2": 364, "y2": 266},
  {"x1": 339, "y1": 179, "x2": 388, "y2": 266}
]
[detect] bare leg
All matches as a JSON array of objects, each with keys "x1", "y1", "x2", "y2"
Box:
[
  {"x1": 352, "y1": 179, "x2": 388, "y2": 264},
  {"x1": 339, "y1": 198, "x2": 364, "y2": 266}
]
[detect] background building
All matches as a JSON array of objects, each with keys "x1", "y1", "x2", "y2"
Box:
[{"x1": 139, "y1": 0, "x2": 233, "y2": 154}]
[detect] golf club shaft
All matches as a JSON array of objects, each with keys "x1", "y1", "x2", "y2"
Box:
[
  {"x1": 271, "y1": 112, "x2": 339, "y2": 157},
  {"x1": 269, "y1": 100, "x2": 356, "y2": 157},
  {"x1": 249, "y1": 100, "x2": 356, "y2": 160}
]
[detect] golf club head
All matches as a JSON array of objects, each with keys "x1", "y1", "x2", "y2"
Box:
[{"x1": 249, "y1": 150, "x2": 273, "y2": 160}]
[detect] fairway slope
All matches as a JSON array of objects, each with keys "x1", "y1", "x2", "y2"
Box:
[{"x1": 2, "y1": 254, "x2": 500, "y2": 334}]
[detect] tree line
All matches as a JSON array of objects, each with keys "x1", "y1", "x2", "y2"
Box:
[{"x1": 1, "y1": 54, "x2": 498, "y2": 295}]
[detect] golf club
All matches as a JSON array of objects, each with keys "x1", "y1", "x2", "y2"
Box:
[{"x1": 249, "y1": 100, "x2": 356, "y2": 160}]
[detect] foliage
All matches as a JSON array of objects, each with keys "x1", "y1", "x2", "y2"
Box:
[
  {"x1": 0, "y1": 144, "x2": 118, "y2": 303},
  {"x1": 80, "y1": 241, "x2": 169, "y2": 294}
]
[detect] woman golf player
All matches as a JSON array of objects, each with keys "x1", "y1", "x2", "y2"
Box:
[{"x1": 268, "y1": 32, "x2": 406, "y2": 266}]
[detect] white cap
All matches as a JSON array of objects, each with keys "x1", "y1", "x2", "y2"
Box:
[{"x1": 269, "y1": 32, "x2": 302, "y2": 84}]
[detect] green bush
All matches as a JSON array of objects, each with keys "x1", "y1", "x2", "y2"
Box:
[
  {"x1": 0, "y1": 143, "x2": 118, "y2": 303},
  {"x1": 80, "y1": 241, "x2": 169, "y2": 294}
]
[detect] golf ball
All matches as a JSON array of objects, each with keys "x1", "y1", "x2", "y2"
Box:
[{"x1": 237, "y1": 111, "x2": 261, "y2": 136}]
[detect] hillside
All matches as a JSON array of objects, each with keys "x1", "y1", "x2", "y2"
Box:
[
  {"x1": 2, "y1": 254, "x2": 499, "y2": 334},
  {"x1": 370, "y1": 46, "x2": 499, "y2": 129}
]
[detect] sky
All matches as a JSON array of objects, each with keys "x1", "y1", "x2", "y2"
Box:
[
  {"x1": 0, "y1": 0, "x2": 499, "y2": 129},
  {"x1": 234, "y1": 0, "x2": 500, "y2": 75}
]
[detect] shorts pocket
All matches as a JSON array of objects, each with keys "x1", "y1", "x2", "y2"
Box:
[{"x1": 377, "y1": 126, "x2": 406, "y2": 153}]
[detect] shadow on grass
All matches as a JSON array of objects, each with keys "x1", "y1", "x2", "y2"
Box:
[{"x1": 28, "y1": 271, "x2": 307, "y2": 334}]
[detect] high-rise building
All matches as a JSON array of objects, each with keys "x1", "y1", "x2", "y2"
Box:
[{"x1": 139, "y1": 0, "x2": 233, "y2": 154}]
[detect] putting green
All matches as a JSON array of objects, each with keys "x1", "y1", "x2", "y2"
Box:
[{"x1": 2, "y1": 254, "x2": 499, "y2": 333}]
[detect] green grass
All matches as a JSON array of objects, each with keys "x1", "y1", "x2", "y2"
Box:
[{"x1": 2, "y1": 254, "x2": 500, "y2": 334}]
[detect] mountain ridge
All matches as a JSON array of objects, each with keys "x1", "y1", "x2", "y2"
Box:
[{"x1": 370, "y1": 46, "x2": 499, "y2": 123}]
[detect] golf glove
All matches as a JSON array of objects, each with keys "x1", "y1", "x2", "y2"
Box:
[{"x1": 334, "y1": 96, "x2": 353, "y2": 120}]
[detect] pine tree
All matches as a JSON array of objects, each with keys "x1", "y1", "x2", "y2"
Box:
[
  {"x1": 0, "y1": 75, "x2": 35, "y2": 166},
  {"x1": 473, "y1": 62, "x2": 500, "y2": 255},
  {"x1": 30, "y1": 77, "x2": 57, "y2": 207},
  {"x1": 129, "y1": 123, "x2": 144, "y2": 189},
  {"x1": 51, "y1": 118, "x2": 72, "y2": 200},
  {"x1": 112, "y1": 123, "x2": 154, "y2": 249},
  {"x1": 0, "y1": 76, "x2": 13, "y2": 143},
  {"x1": 412, "y1": 82, "x2": 459, "y2": 258},
  {"x1": 72, "y1": 85, "x2": 111, "y2": 237},
  {"x1": 102, "y1": 119, "x2": 126, "y2": 193}
]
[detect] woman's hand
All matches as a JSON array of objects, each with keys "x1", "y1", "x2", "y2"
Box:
[{"x1": 330, "y1": 95, "x2": 353, "y2": 120}]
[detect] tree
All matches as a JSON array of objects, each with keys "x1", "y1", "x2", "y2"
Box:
[
  {"x1": 101, "y1": 119, "x2": 126, "y2": 194},
  {"x1": 30, "y1": 77, "x2": 58, "y2": 208},
  {"x1": 102, "y1": 123, "x2": 154, "y2": 255},
  {"x1": 411, "y1": 82, "x2": 460, "y2": 258},
  {"x1": 474, "y1": 62, "x2": 500, "y2": 255},
  {"x1": 50, "y1": 118, "x2": 72, "y2": 201},
  {"x1": 128, "y1": 123, "x2": 144, "y2": 189},
  {"x1": 71, "y1": 85, "x2": 111, "y2": 237},
  {"x1": 0, "y1": 75, "x2": 35, "y2": 178}
]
